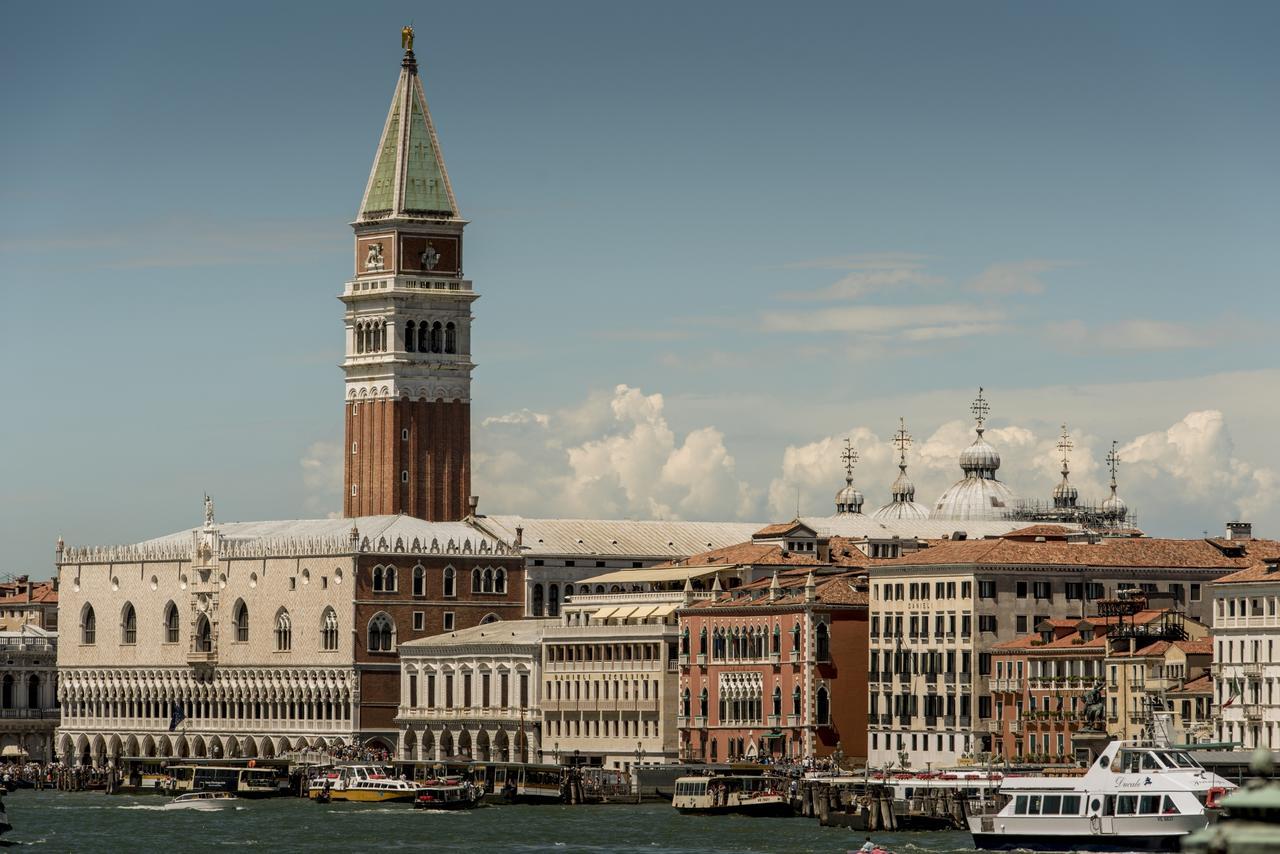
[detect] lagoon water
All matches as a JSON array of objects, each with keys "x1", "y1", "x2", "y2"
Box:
[{"x1": 5, "y1": 791, "x2": 978, "y2": 853}]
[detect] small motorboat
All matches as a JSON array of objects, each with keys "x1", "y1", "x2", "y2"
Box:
[
  {"x1": 414, "y1": 778, "x2": 485, "y2": 811},
  {"x1": 163, "y1": 790, "x2": 238, "y2": 810}
]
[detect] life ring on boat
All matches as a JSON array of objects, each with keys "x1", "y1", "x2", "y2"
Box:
[{"x1": 1206, "y1": 786, "x2": 1226, "y2": 809}]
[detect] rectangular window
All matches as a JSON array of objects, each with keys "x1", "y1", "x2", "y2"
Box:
[
  {"x1": 1016, "y1": 581, "x2": 1027, "y2": 599},
  {"x1": 1016, "y1": 615, "x2": 1027, "y2": 633},
  {"x1": 444, "y1": 674, "x2": 454, "y2": 708},
  {"x1": 978, "y1": 653, "x2": 992, "y2": 675},
  {"x1": 520, "y1": 674, "x2": 530, "y2": 708},
  {"x1": 443, "y1": 612, "x2": 455, "y2": 631},
  {"x1": 408, "y1": 674, "x2": 418, "y2": 709},
  {"x1": 501, "y1": 673, "x2": 509, "y2": 707},
  {"x1": 978, "y1": 580, "x2": 996, "y2": 599},
  {"x1": 1033, "y1": 581, "x2": 1052, "y2": 600},
  {"x1": 413, "y1": 611, "x2": 424, "y2": 631},
  {"x1": 1065, "y1": 582, "x2": 1083, "y2": 600},
  {"x1": 961, "y1": 581, "x2": 972, "y2": 598},
  {"x1": 979, "y1": 615, "x2": 997, "y2": 634},
  {"x1": 482, "y1": 674, "x2": 491, "y2": 708},
  {"x1": 1191, "y1": 584, "x2": 1201, "y2": 602},
  {"x1": 463, "y1": 674, "x2": 472, "y2": 708}
]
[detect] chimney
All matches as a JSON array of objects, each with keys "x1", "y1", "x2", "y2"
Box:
[
  {"x1": 515, "y1": 526, "x2": 524, "y2": 547},
  {"x1": 1226, "y1": 521, "x2": 1253, "y2": 541},
  {"x1": 769, "y1": 571, "x2": 782, "y2": 602},
  {"x1": 804, "y1": 571, "x2": 817, "y2": 603},
  {"x1": 468, "y1": 495, "x2": 480, "y2": 519}
]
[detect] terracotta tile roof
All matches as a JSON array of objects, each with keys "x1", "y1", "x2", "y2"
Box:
[
  {"x1": 653, "y1": 537, "x2": 876, "y2": 572},
  {"x1": 1002, "y1": 525, "x2": 1077, "y2": 541},
  {"x1": 993, "y1": 632, "x2": 1107, "y2": 652},
  {"x1": 1174, "y1": 640, "x2": 1213, "y2": 655},
  {"x1": 1213, "y1": 559, "x2": 1280, "y2": 585},
  {"x1": 0, "y1": 582, "x2": 57, "y2": 606},
  {"x1": 1112, "y1": 640, "x2": 1171, "y2": 658},
  {"x1": 685, "y1": 571, "x2": 868, "y2": 610},
  {"x1": 876, "y1": 536, "x2": 1280, "y2": 571},
  {"x1": 1169, "y1": 674, "x2": 1214, "y2": 695},
  {"x1": 753, "y1": 522, "x2": 809, "y2": 538}
]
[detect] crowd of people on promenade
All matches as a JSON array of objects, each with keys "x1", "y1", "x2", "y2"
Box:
[{"x1": 0, "y1": 761, "x2": 117, "y2": 791}]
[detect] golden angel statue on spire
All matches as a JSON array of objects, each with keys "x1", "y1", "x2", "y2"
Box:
[{"x1": 401, "y1": 25, "x2": 415, "y2": 51}]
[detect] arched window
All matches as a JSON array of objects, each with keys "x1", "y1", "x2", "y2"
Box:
[
  {"x1": 405, "y1": 320, "x2": 416, "y2": 352},
  {"x1": 1, "y1": 676, "x2": 11, "y2": 710},
  {"x1": 595, "y1": 585, "x2": 605, "y2": 594},
  {"x1": 444, "y1": 322, "x2": 456, "y2": 354},
  {"x1": 121, "y1": 603, "x2": 137, "y2": 645},
  {"x1": 372, "y1": 565, "x2": 384, "y2": 593},
  {"x1": 772, "y1": 686, "x2": 782, "y2": 717},
  {"x1": 792, "y1": 686, "x2": 802, "y2": 717},
  {"x1": 418, "y1": 322, "x2": 429, "y2": 353},
  {"x1": 443, "y1": 566, "x2": 456, "y2": 598},
  {"x1": 482, "y1": 568, "x2": 495, "y2": 593},
  {"x1": 412, "y1": 565, "x2": 426, "y2": 596},
  {"x1": 233, "y1": 600, "x2": 249, "y2": 642},
  {"x1": 195, "y1": 614, "x2": 212, "y2": 652},
  {"x1": 681, "y1": 689, "x2": 690, "y2": 716},
  {"x1": 430, "y1": 321, "x2": 442, "y2": 353},
  {"x1": 496, "y1": 568, "x2": 508, "y2": 594},
  {"x1": 275, "y1": 609, "x2": 292, "y2": 652},
  {"x1": 548, "y1": 584, "x2": 560, "y2": 617},
  {"x1": 27, "y1": 675, "x2": 39, "y2": 710},
  {"x1": 356, "y1": 322, "x2": 366, "y2": 354},
  {"x1": 699, "y1": 688, "x2": 708, "y2": 717},
  {"x1": 368, "y1": 613, "x2": 394, "y2": 652},
  {"x1": 816, "y1": 622, "x2": 831, "y2": 662},
  {"x1": 562, "y1": 581, "x2": 571, "y2": 599},
  {"x1": 698, "y1": 626, "x2": 707, "y2": 656},
  {"x1": 81, "y1": 604, "x2": 96, "y2": 645},
  {"x1": 163, "y1": 601, "x2": 179, "y2": 644},
  {"x1": 383, "y1": 566, "x2": 397, "y2": 593},
  {"x1": 378, "y1": 320, "x2": 387, "y2": 352},
  {"x1": 532, "y1": 584, "x2": 545, "y2": 617},
  {"x1": 816, "y1": 686, "x2": 830, "y2": 724},
  {"x1": 480, "y1": 613, "x2": 500, "y2": 625},
  {"x1": 471, "y1": 568, "x2": 483, "y2": 593},
  {"x1": 321, "y1": 607, "x2": 339, "y2": 651}
]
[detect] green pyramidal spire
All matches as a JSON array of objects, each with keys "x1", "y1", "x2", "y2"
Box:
[{"x1": 358, "y1": 46, "x2": 458, "y2": 222}]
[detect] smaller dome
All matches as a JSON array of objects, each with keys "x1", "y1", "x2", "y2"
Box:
[
  {"x1": 835, "y1": 483, "x2": 864, "y2": 515},
  {"x1": 1052, "y1": 476, "x2": 1078, "y2": 508},
  {"x1": 890, "y1": 469, "x2": 916, "y2": 502},
  {"x1": 959, "y1": 435, "x2": 1001, "y2": 475},
  {"x1": 1102, "y1": 492, "x2": 1128, "y2": 517},
  {"x1": 871, "y1": 498, "x2": 930, "y2": 522}
]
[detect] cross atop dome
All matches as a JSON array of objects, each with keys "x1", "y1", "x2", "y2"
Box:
[
  {"x1": 892, "y1": 417, "x2": 912, "y2": 464},
  {"x1": 971, "y1": 387, "x2": 990, "y2": 432},
  {"x1": 841, "y1": 438, "x2": 859, "y2": 484},
  {"x1": 1102, "y1": 440, "x2": 1128, "y2": 521},
  {"x1": 1052, "y1": 424, "x2": 1078, "y2": 509},
  {"x1": 1057, "y1": 424, "x2": 1073, "y2": 473},
  {"x1": 1106, "y1": 441, "x2": 1121, "y2": 484}
]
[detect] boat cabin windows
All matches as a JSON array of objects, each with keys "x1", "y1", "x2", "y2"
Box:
[
  {"x1": 674, "y1": 779, "x2": 709, "y2": 797},
  {"x1": 1114, "y1": 748, "x2": 1201, "y2": 773},
  {"x1": 1104, "y1": 794, "x2": 1179, "y2": 815},
  {"x1": 1013, "y1": 794, "x2": 1082, "y2": 816}
]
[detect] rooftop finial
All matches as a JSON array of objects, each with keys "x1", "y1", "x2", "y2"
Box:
[
  {"x1": 203, "y1": 493, "x2": 215, "y2": 528},
  {"x1": 1106, "y1": 440, "x2": 1120, "y2": 490},
  {"x1": 971, "y1": 387, "x2": 989, "y2": 434},
  {"x1": 1057, "y1": 424, "x2": 1073, "y2": 477},
  {"x1": 401, "y1": 25, "x2": 415, "y2": 51},
  {"x1": 892, "y1": 417, "x2": 912, "y2": 474},
  {"x1": 841, "y1": 438, "x2": 859, "y2": 486}
]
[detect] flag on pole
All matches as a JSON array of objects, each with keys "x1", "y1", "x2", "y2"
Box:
[
  {"x1": 1222, "y1": 678, "x2": 1241, "y2": 708},
  {"x1": 168, "y1": 702, "x2": 187, "y2": 732}
]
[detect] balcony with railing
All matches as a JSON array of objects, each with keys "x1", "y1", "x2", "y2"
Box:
[
  {"x1": 1244, "y1": 662, "x2": 1263, "y2": 679},
  {"x1": 1244, "y1": 704, "x2": 1264, "y2": 721}
]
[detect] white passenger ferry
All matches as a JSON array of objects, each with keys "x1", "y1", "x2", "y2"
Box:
[
  {"x1": 969, "y1": 741, "x2": 1235, "y2": 851},
  {"x1": 308, "y1": 764, "x2": 420, "y2": 803},
  {"x1": 672, "y1": 774, "x2": 793, "y2": 816}
]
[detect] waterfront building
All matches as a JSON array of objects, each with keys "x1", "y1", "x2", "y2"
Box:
[
  {"x1": 343, "y1": 28, "x2": 476, "y2": 522},
  {"x1": 1211, "y1": 550, "x2": 1280, "y2": 749},
  {"x1": 989, "y1": 608, "x2": 1209, "y2": 762},
  {"x1": 471, "y1": 515, "x2": 761, "y2": 618},
  {"x1": 678, "y1": 570, "x2": 869, "y2": 764},
  {"x1": 0, "y1": 578, "x2": 58, "y2": 632},
  {"x1": 55, "y1": 503, "x2": 521, "y2": 765},
  {"x1": 0, "y1": 580, "x2": 59, "y2": 762},
  {"x1": 396, "y1": 619, "x2": 553, "y2": 763},
  {"x1": 868, "y1": 523, "x2": 1276, "y2": 768}
]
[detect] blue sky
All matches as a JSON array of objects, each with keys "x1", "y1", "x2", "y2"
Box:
[{"x1": 3, "y1": 1, "x2": 1278, "y2": 574}]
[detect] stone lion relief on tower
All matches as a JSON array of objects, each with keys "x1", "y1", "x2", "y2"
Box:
[{"x1": 365, "y1": 242, "x2": 385, "y2": 271}]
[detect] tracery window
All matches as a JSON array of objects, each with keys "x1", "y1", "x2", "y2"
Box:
[
  {"x1": 412, "y1": 565, "x2": 426, "y2": 596},
  {"x1": 233, "y1": 600, "x2": 249, "y2": 642},
  {"x1": 368, "y1": 613, "x2": 394, "y2": 652},
  {"x1": 443, "y1": 566, "x2": 456, "y2": 598},
  {"x1": 321, "y1": 608, "x2": 339, "y2": 651},
  {"x1": 383, "y1": 565, "x2": 397, "y2": 593},
  {"x1": 444, "y1": 322, "x2": 456, "y2": 354},
  {"x1": 405, "y1": 320, "x2": 416, "y2": 352},
  {"x1": 495, "y1": 568, "x2": 508, "y2": 594},
  {"x1": 275, "y1": 609, "x2": 292, "y2": 652}
]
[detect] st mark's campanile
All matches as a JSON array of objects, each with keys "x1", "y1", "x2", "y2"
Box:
[{"x1": 342, "y1": 29, "x2": 475, "y2": 521}]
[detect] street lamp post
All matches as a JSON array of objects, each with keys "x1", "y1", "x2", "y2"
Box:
[{"x1": 635, "y1": 741, "x2": 645, "y2": 804}]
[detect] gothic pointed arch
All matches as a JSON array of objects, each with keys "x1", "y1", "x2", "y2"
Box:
[
  {"x1": 368, "y1": 612, "x2": 395, "y2": 652},
  {"x1": 274, "y1": 608, "x2": 292, "y2": 651},
  {"x1": 232, "y1": 598, "x2": 249, "y2": 642},
  {"x1": 162, "y1": 600, "x2": 179, "y2": 644},
  {"x1": 120, "y1": 602, "x2": 137, "y2": 645},
  {"x1": 80, "y1": 603, "x2": 97, "y2": 645}
]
